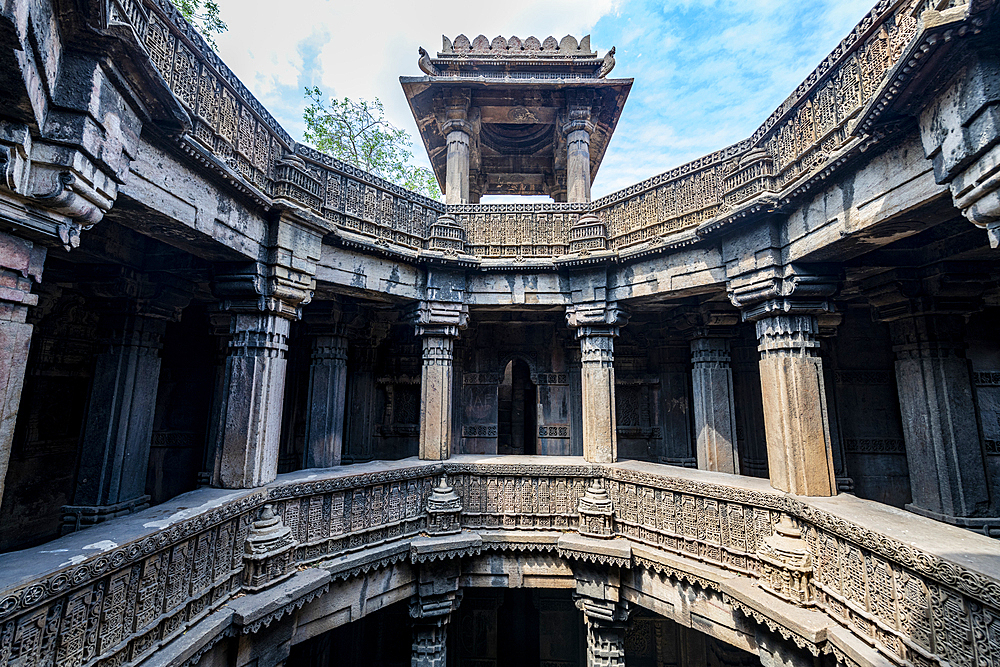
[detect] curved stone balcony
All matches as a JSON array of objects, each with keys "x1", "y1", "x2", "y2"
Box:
[{"x1": 2, "y1": 457, "x2": 997, "y2": 667}]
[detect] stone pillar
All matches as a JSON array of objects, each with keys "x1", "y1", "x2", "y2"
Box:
[
  {"x1": 752, "y1": 312, "x2": 837, "y2": 497},
  {"x1": 303, "y1": 305, "x2": 348, "y2": 468},
  {"x1": 567, "y1": 304, "x2": 628, "y2": 463},
  {"x1": 564, "y1": 109, "x2": 595, "y2": 204},
  {"x1": 63, "y1": 312, "x2": 166, "y2": 531},
  {"x1": 690, "y1": 336, "x2": 739, "y2": 474},
  {"x1": 441, "y1": 90, "x2": 472, "y2": 206},
  {"x1": 410, "y1": 561, "x2": 462, "y2": 667},
  {"x1": 889, "y1": 313, "x2": 989, "y2": 519},
  {"x1": 443, "y1": 120, "x2": 472, "y2": 205},
  {"x1": 214, "y1": 312, "x2": 291, "y2": 488},
  {"x1": 573, "y1": 565, "x2": 630, "y2": 667},
  {"x1": 414, "y1": 302, "x2": 468, "y2": 460},
  {"x1": 0, "y1": 232, "x2": 45, "y2": 514}
]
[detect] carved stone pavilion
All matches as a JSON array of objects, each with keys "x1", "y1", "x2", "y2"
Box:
[{"x1": 1, "y1": 2, "x2": 1000, "y2": 667}]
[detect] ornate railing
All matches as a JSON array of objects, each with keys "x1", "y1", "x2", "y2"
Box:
[
  {"x1": 112, "y1": 0, "x2": 443, "y2": 255},
  {"x1": 591, "y1": 0, "x2": 927, "y2": 252},
  {"x1": 448, "y1": 204, "x2": 586, "y2": 259},
  {"x1": 1, "y1": 458, "x2": 998, "y2": 667},
  {"x1": 112, "y1": 0, "x2": 982, "y2": 265}
]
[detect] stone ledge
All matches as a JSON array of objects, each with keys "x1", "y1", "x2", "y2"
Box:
[
  {"x1": 133, "y1": 608, "x2": 235, "y2": 667},
  {"x1": 557, "y1": 534, "x2": 632, "y2": 568},
  {"x1": 229, "y1": 568, "x2": 331, "y2": 634},
  {"x1": 410, "y1": 531, "x2": 483, "y2": 563}
]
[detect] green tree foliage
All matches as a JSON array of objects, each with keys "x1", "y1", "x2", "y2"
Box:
[
  {"x1": 173, "y1": 0, "x2": 227, "y2": 50},
  {"x1": 303, "y1": 87, "x2": 442, "y2": 200}
]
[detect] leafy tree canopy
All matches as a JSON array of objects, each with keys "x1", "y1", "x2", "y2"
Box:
[
  {"x1": 173, "y1": 0, "x2": 227, "y2": 50},
  {"x1": 303, "y1": 88, "x2": 442, "y2": 200}
]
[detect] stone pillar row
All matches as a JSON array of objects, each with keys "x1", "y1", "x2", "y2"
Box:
[{"x1": 62, "y1": 267, "x2": 193, "y2": 532}]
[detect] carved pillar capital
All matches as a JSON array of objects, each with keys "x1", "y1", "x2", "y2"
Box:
[
  {"x1": 213, "y1": 258, "x2": 314, "y2": 321},
  {"x1": 412, "y1": 300, "x2": 469, "y2": 339}
]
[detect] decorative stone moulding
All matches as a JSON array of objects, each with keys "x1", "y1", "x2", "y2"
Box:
[
  {"x1": 755, "y1": 516, "x2": 814, "y2": 606},
  {"x1": 439, "y1": 34, "x2": 597, "y2": 59},
  {"x1": 242, "y1": 504, "x2": 298, "y2": 592},
  {"x1": 426, "y1": 474, "x2": 463, "y2": 535},
  {"x1": 578, "y1": 479, "x2": 614, "y2": 538}
]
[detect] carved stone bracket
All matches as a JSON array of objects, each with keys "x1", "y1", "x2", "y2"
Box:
[{"x1": 412, "y1": 300, "x2": 470, "y2": 339}]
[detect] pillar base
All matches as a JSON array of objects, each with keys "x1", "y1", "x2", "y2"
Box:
[{"x1": 60, "y1": 495, "x2": 150, "y2": 534}]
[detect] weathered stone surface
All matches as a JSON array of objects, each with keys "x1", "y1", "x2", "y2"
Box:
[{"x1": 691, "y1": 337, "x2": 740, "y2": 474}]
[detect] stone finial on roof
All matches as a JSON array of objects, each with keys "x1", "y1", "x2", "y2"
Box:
[{"x1": 438, "y1": 34, "x2": 597, "y2": 58}]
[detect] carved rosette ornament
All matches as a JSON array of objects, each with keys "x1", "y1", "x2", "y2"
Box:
[
  {"x1": 242, "y1": 504, "x2": 298, "y2": 592},
  {"x1": 426, "y1": 474, "x2": 463, "y2": 535},
  {"x1": 578, "y1": 479, "x2": 614, "y2": 538},
  {"x1": 756, "y1": 516, "x2": 813, "y2": 606}
]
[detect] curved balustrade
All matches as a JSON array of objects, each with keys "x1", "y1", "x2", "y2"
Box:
[
  {"x1": 110, "y1": 0, "x2": 988, "y2": 267},
  {"x1": 1, "y1": 457, "x2": 997, "y2": 667}
]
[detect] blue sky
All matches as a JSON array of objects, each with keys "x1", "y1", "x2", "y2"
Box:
[{"x1": 211, "y1": 0, "x2": 878, "y2": 199}]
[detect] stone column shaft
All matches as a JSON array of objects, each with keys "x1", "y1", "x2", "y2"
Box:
[
  {"x1": 419, "y1": 334, "x2": 455, "y2": 460},
  {"x1": 445, "y1": 130, "x2": 470, "y2": 205},
  {"x1": 691, "y1": 337, "x2": 739, "y2": 474},
  {"x1": 890, "y1": 314, "x2": 989, "y2": 518},
  {"x1": 756, "y1": 314, "x2": 837, "y2": 496},
  {"x1": 0, "y1": 232, "x2": 45, "y2": 514},
  {"x1": 564, "y1": 116, "x2": 595, "y2": 204},
  {"x1": 304, "y1": 334, "x2": 348, "y2": 468},
  {"x1": 66, "y1": 313, "x2": 165, "y2": 529},
  {"x1": 215, "y1": 312, "x2": 290, "y2": 488},
  {"x1": 578, "y1": 328, "x2": 618, "y2": 463}
]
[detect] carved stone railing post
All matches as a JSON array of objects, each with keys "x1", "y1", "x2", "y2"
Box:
[
  {"x1": 63, "y1": 268, "x2": 191, "y2": 532},
  {"x1": 688, "y1": 311, "x2": 741, "y2": 474},
  {"x1": 866, "y1": 268, "x2": 993, "y2": 521},
  {"x1": 0, "y1": 232, "x2": 45, "y2": 515},
  {"x1": 242, "y1": 504, "x2": 298, "y2": 591},
  {"x1": 731, "y1": 270, "x2": 839, "y2": 496},
  {"x1": 756, "y1": 516, "x2": 813, "y2": 605},
  {"x1": 578, "y1": 479, "x2": 614, "y2": 538},
  {"x1": 567, "y1": 303, "x2": 629, "y2": 463},
  {"x1": 410, "y1": 562, "x2": 462, "y2": 667},
  {"x1": 414, "y1": 301, "x2": 468, "y2": 460},
  {"x1": 426, "y1": 474, "x2": 462, "y2": 535},
  {"x1": 303, "y1": 302, "x2": 349, "y2": 468}
]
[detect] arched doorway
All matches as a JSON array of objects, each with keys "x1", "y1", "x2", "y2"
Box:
[{"x1": 498, "y1": 359, "x2": 537, "y2": 455}]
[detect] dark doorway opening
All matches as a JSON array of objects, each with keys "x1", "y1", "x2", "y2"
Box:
[{"x1": 498, "y1": 359, "x2": 537, "y2": 455}]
